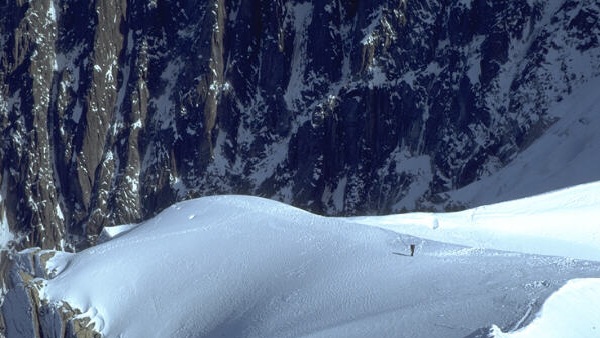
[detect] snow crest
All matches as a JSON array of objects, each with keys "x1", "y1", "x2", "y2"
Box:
[{"x1": 24, "y1": 184, "x2": 600, "y2": 337}]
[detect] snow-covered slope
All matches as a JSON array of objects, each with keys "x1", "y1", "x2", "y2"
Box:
[
  {"x1": 352, "y1": 180, "x2": 600, "y2": 261},
  {"x1": 491, "y1": 278, "x2": 600, "y2": 338},
  {"x1": 2, "y1": 182, "x2": 600, "y2": 337},
  {"x1": 446, "y1": 74, "x2": 600, "y2": 208}
]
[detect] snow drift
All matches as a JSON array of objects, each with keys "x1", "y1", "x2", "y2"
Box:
[{"x1": 2, "y1": 181, "x2": 597, "y2": 338}]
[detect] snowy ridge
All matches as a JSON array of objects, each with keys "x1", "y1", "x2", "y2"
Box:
[
  {"x1": 351, "y1": 180, "x2": 600, "y2": 261},
  {"x1": 2, "y1": 181, "x2": 597, "y2": 337}
]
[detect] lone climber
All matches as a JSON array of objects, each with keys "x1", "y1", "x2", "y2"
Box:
[{"x1": 410, "y1": 244, "x2": 415, "y2": 257}]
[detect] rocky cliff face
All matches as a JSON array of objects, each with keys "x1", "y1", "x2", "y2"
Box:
[
  {"x1": 0, "y1": 249, "x2": 101, "y2": 338},
  {"x1": 1, "y1": 0, "x2": 599, "y2": 250}
]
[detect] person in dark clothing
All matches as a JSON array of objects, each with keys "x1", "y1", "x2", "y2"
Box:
[{"x1": 410, "y1": 244, "x2": 415, "y2": 256}]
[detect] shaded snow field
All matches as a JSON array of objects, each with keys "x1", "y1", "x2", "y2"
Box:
[
  {"x1": 448, "y1": 74, "x2": 600, "y2": 208},
  {"x1": 12, "y1": 181, "x2": 600, "y2": 337}
]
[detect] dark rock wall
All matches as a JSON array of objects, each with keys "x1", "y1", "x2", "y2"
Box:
[{"x1": 1, "y1": 0, "x2": 599, "y2": 249}]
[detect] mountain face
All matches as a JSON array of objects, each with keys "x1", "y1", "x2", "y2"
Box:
[{"x1": 1, "y1": 0, "x2": 599, "y2": 250}]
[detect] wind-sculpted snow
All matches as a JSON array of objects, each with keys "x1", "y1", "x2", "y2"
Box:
[{"x1": 2, "y1": 185, "x2": 599, "y2": 337}]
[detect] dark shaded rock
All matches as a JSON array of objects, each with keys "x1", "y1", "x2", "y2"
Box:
[{"x1": 1, "y1": 0, "x2": 599, "y2": 249}]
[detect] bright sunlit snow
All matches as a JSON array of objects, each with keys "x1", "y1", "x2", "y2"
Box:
[
  {"x1": 352, "y1": 181, "x2": 600, "y2": 262},
  {"x1": 491, "y1": 278, "x2": 600, "y2": 338},
  {"x1": 26, "y1": 182, "x2": 600, "y2": 338}
]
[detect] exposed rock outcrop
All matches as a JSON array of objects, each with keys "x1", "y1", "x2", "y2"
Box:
[
  {"x1": 1, "y1": 0, "x2": 599, "y2": 250},
  {"x1": 0, "y1": 249, "x2": 100, "y2": 338}
]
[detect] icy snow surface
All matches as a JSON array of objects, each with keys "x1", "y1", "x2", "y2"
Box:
[{"x1": 39, "y1": 181, "x2": 600, "y2": 337}]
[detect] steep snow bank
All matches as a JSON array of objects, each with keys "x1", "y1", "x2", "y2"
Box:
[{"x1": 491, "y1": 278, "x2": 600, "y2": 338}]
